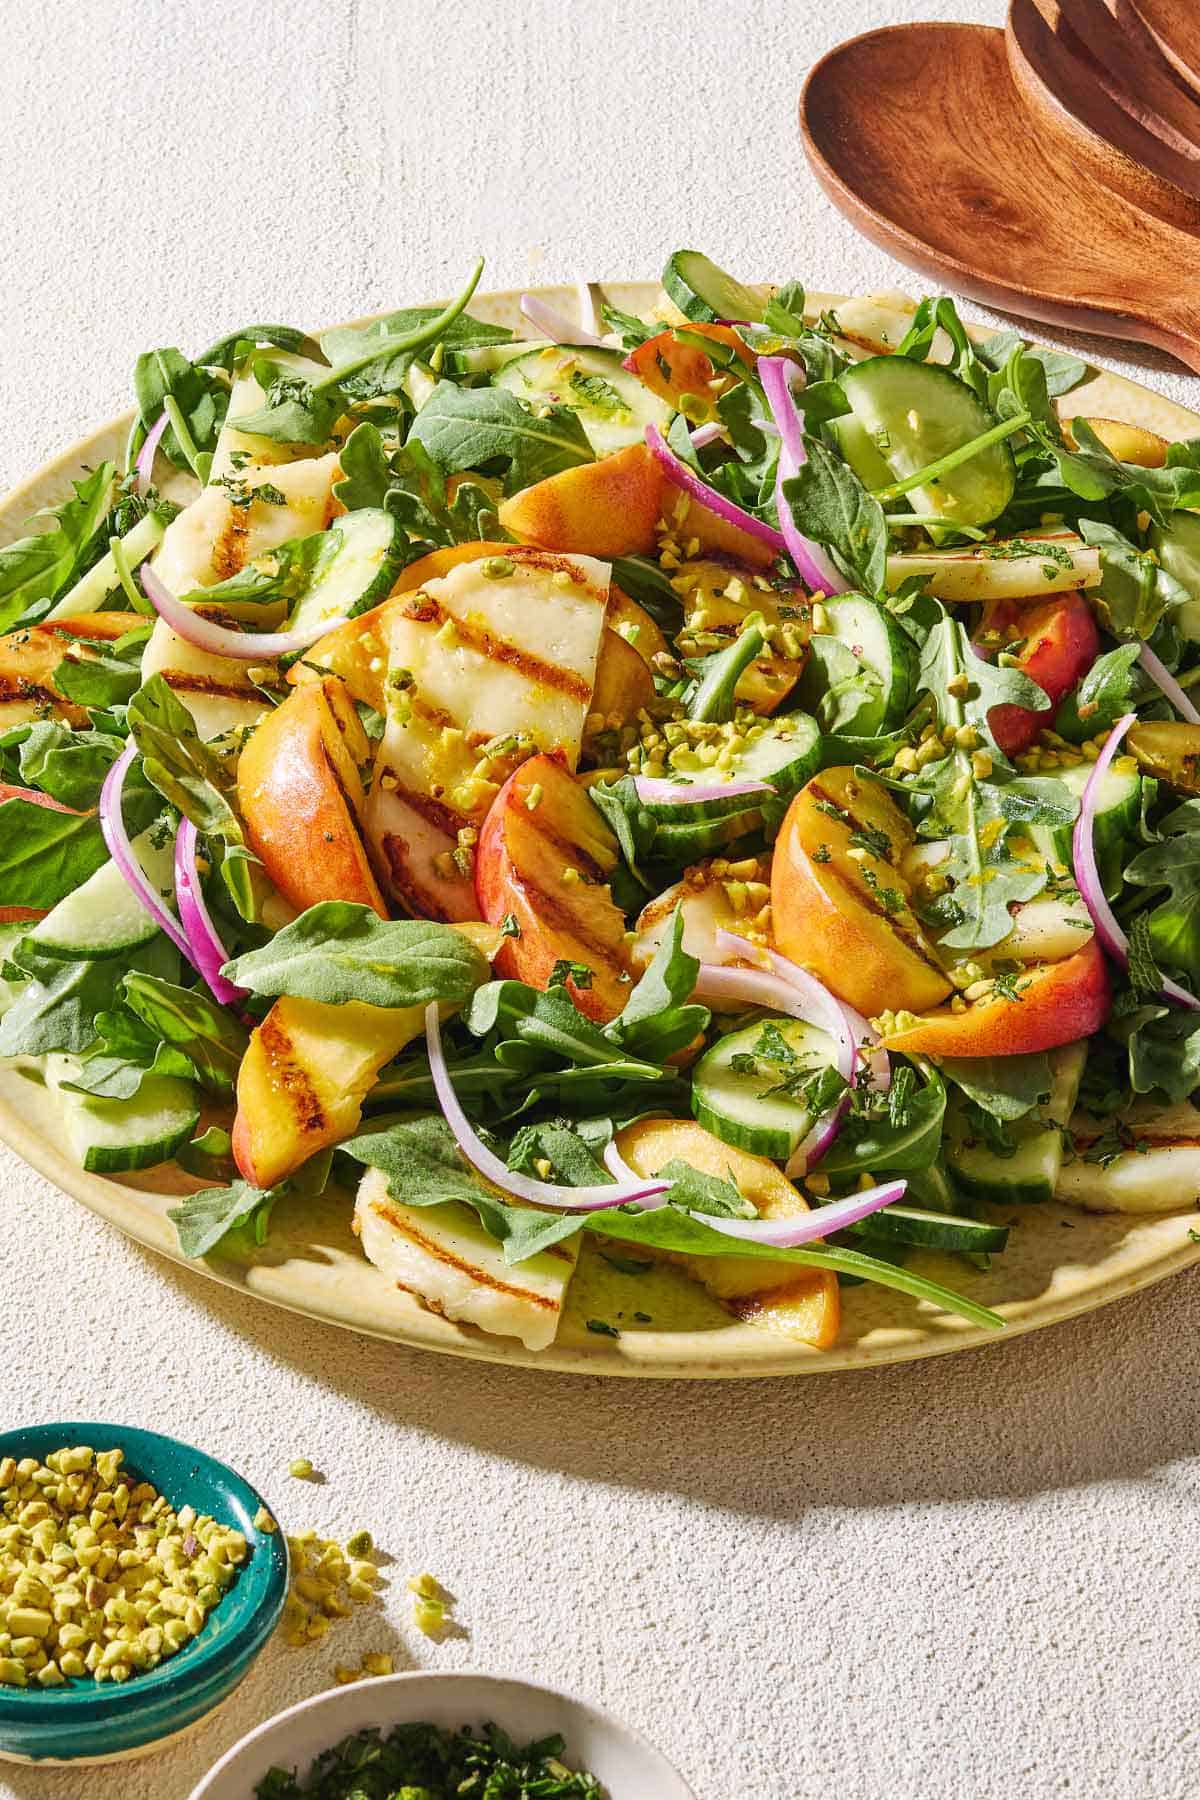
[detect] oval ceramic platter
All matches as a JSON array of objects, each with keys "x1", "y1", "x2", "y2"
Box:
[{"x1": 3, "y1": 280, "x2": 1199, "y2": 1379}]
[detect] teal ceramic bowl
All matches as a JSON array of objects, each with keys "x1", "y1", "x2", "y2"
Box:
[{"x1": 0, "y1": 1422, "x2": 288, "y2": 1765}]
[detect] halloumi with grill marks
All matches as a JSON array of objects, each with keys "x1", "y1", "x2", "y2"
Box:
[
  {"x1": 207, "y1": 349, "x2": 329, "y2": 482},
  {"x1": 1059, "y1": 1101, "x2": 1200, "y2": 1213},
  {"x1": 143, "y1": 454, "x2": 340, "y2": 739},
  {"x1": 363, "y1": 548, "x2": 610, "y2": 916},
  {"x1": 353, "y1": 1166, "x2": 580, "y2": 1351}
]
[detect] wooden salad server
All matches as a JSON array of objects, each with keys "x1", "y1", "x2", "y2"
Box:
[
  {"x1": 1034, "y1": 0, "x2": 1200, "y2": 157},
  {"x1": 1006, "y1": 0, "x2": 1200, "y2": 232},
  {"x1": 799, "y1": 22, "x2": 1200, "y2": 372},
  {"x1": 1120, "y1": 0, "x2": 1200, "y2": 99}
]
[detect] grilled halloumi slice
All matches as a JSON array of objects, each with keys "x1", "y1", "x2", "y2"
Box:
[
  {"x1": 353, "y1": 1166, "x2": 580, "y2": 1351},
  {"x1": 208, "y1": 349, "x2": 329, "y2": 482},
  {"x1": 633, "y1": 856, "x2": 772, "y2": 973},
  {"x1": 143, "y1": 453, "x2": 339, "y2": 738},
  {"x1": 362, "y1": 548, "x2": 610, "y2": 917},
  {"x1": 1058, "y1": 1101, "x2": 1200, "y2": 1213}
]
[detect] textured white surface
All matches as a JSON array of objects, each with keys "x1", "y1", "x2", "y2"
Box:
[{"x1": 2, "y1": 1, "x2": 1200, "y2": 1796}]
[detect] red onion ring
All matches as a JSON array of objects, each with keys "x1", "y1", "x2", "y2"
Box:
[
  {"x1": 135, "y1": 412, "x2": 169, "y2": 498},
  {"x1": 644, "y1": 424, "x2": 786, "y2": 553},
  {"x1": 519, "y1": 293, "x2": 603, "y2": 348},
  {"x1": 425, "y1": 1004, "x2": 671, "y2": 1212},
  {"x1": 173, "y1": 818, "x2": 248, "y2": 1008},
  {"x1": 142, "y1": 565, "x2": 350, "y2": 662},
  {"x1": 1138, "y1": 644, "x2": 1200, "y2": 725},
  {"x1": 1072, "y1": 712, "x2": 1200, "y2": 1010},
  {"x1": 758, "y1": 356, "x2": 850, "y2": 597},
  {"x1": 754, "y1": 938, "x2": 890, "y2": 1096},
  {"x1": 99, "y1": 745, "x2": 198, "y2": 970},
  {"x1": 697, "y1": 1178, "x2": 907, "y2": 1247},
  {"x1": 632, "y1": 775, "x2": 775, "y2": 806}
]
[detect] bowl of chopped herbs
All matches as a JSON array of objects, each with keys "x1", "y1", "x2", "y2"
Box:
[{"x1": 188, "y1": 1670, "x2": 696, "y2": 1799}]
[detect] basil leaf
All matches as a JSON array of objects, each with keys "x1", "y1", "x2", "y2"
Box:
[
  {"x1": 0, "y1": 794, "x2": 107, "y2": 909},
  {"x1": 223, "y1": 903, "x2": 488, "y2": 1008},
  {"x1": 781, "y1": 438, "x2": 887, "y2": 595},
  {"x1": 1053, "y1": 642, "x2": 1144, "y2": 743},
  {"x1": 939, "y1": 1053, "x2": 1051, "y2": 1121},
  {"x1": 407, "y1": 382, "x2": 595, "y2": 494}
]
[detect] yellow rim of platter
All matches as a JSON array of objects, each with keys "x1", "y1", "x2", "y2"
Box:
[{"x1": 2, "y1": 279, "x2": 1199, "y2": 1380}]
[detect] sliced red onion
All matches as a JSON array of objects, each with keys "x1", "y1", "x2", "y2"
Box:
[
  {"x1": 696, "y1": 1178, "x2": 907, "y2": 1247},
  {"x1": 689, "y1": 421, "x2": 728, "y2": 450},
  {"x1": 1138, "y1": 644, "x2": 1200, "y2": 725},
  {"x1": 99, "y1": 746, "x2": 198, "y2": 969},
  {"x1": 519, "y1": 293, "x2": 603, "y2": 348},
  {"x1": 758, "y1": 356, "x2": 850, "y2": 597},
  {"x1": 174, "y1": 818, "x2": 248, "y2": 1008},
  {"x1": 757, "y1": 938, "x2": 890, "y2": 1096},
  {"x1": 574, "y1": 276, "x2": 601, "y2": 339},
  {"x1": 1072, "y1": 712, "x2": 1200, "y2": 1010},
  {"x1": 633, "y1": 775, "x2": 775, "y2": 805},
  {"x1": 142, "y1": 565, "x2": 349, "y2": 661},
  {"x1": 644, "y1": 423, "x2": 786, "y2": 552},
  {"x1": 425, "y1": 1005, "x2": 670, "y2": 1212},
  {"x1": 135, "y1": 412, "x2": 169, "y2": 497}
]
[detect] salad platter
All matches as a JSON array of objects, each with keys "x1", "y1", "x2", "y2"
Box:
[{"x1": 2, "y1": 265, "x2": 1200, "y2": 1379}]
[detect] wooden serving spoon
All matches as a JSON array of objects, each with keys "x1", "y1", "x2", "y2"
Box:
[
  {"x1": 799, "y1": 22, "x2": 1200, "y2": 371},
  {"x1": 1122, "y1": 0, "x2": 1200, "y2": 99},
  {"x1": 1007, "y1": 0, "x2": 1200, "y2": 232},
  {"x1": 1039, "y1": 0, "x2": 1200, "y2": 156}
]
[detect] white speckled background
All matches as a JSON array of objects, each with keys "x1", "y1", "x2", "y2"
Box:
[{"x1": 2, "y1": 1, "x2": 1200, "y2": 1794}]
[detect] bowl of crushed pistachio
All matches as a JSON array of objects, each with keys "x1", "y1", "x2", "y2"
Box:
[
  {"x1": 0, "y1": 1422, "x2": 287, "y2": 1764},
  {"x1": 188, "y1": 1672, "x2": 696, "y2": 1799}
]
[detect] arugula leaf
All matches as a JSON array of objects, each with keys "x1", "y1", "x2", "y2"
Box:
[
  {"x1": 0, "y1": 957, "x2": 124, "y2": 1056},
  {"x1": 334, "y1": 423, "x2": 497, "y2": 550},
  {"x1": 134, "y1": 348, "x2": 226, "y2": 479},
  {"x1": 1053, "y1": 642, "x2": 1144, "y2": 743},
  {"x1": 507, "y1": 1120, "x2": 610, "y2": 1187},
  {"x1": 939, "y1": 1052, "x2": 1051, "y2": 1120},
  {"x1": 780, "y1": 438, "x2": 887, "y2": 594},
  {"x1": 407, "y1": 382, "x2": 595, "y2": 494},
  {"x1": 126, "y1": 673, "x2": 245, "y2": 848},
  {"x1": 655, "y1": 1157, "x2": 755, "y2": 1218},
  {"x1": 601, "y1": 303, "x2": 654, "y2": 349},
  {"x1": 60, "y1": 1006, "x2": 197, "y2": 1100},
  {"x1": 184, "y1": 531, "x2": 336, "y2": 613},
  {"x1": 192, "y1": 324, "x2": 321, "y2": 371},
  {"x1": 0, "y1": 464, "x2": 116, "y2": 631},
  {"x1": 604, "y1": 907, "x2": 708, "y2": 1063},
  {"x1": 1078, "y1": 519, "x2": 1190, "y2": 640},
  {"x1": 222, "y1": 903, "x2": 488, "y2": 1008},
  {"x1": 168, "y1": 1150, "x2": 333, "y2": 1259},
  {"x1": 977, "y1": 331, "x2": 1087, "y2": 398},
  {"x1": 175, "y1": 1126, "x2": 236, "y2": 1183},
  {"x1": 122, "y1": 972, "x2": 248, "y2": 1095},
  {"x1": 763, "y1": 280, "x2": 808, "y2": 337},
  {"x1": 340, "y1": 1113, "x2": 1004, "y2": 1328},
  {"x1": 1124, "y1": 800, "x2": 1200, "y2": 977}
]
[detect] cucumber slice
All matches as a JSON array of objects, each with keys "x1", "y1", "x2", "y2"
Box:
[
  {"x1": 662, "y1": 252, "x2": 767, "y2": 326},
  {"x1": 494, "y1": 346, "x2": 671, "y2": 456},
  {"x1": 46, "y1": 511, "x2": 167, "y2": 621},
  {"x1": 840, "y1": 357, "x2": 1016, "y2": 529},
  {"x1": 647, "y1": 808, "x2": 765, "y2": 862},
  {"x1": 845, "y1": 1204, "x2": 1010, "y2": 1253},
  {"x1": 796, "y1": 596, "x2": 916, "y2": 737},
  {"x1": 401, "y1": 360, "x2": 441, "y2": 410},
  {"x1": 1031, "y1": 760, "x2": 1140, "y2": 893},
  {"x1": 448, "y1": 340, "x2": 552, "y2": 376},
  {"x1": 287, "y1": 509, "x2": 403, "y2": 636},
  {"x1": 27, "y1": 819, "x2": 176, "y2": 960},
  {"x1": 692, "y1": 1016, "x2": 838, "y2": 1157},
  {"x1": 946, "y1": 1042, "x2": 1086, "y2": 1204},
  {"x1": 832, "y1": 413, "x2": 896, "y2": 495},
  {"x1": 45, "y1": 1054, "x2": 199, "y2": 1174},
  {"x1": 636, "y1": 714, "x2": 822, "y2": 826}
]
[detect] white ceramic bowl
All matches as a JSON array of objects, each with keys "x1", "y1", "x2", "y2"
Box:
[{"x1": 187, "y1": 1670, "x2": 696, "y2": 1799}]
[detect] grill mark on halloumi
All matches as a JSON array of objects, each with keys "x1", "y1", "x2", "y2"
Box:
[
  {"x1": 259, "y1": 1010, "x2": 326, "y2": 1137},
  {"x1": 370, "y1": 1198, "x2": 568, "y2": 1307},
  {"x1": 160, "y1": 671, "x2": 271, "y2": 700},
  {"x1": 212, "y1": 510, "x2": 251, "y2": 582},
  {"x1": 0, "y1": 677, "x2": 61, "y2": 710},
  {"x1": 400, "y1": 593, "x2": 592, "y2": 701},
  {"x1": 383, "y1": 775, "x2": 470, "y2": 839},
  {"x1": 380, "y1": 835, "x2": 458, "y2": 921}
]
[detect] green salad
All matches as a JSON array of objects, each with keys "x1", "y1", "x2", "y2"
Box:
[
  {"x1": 2, "y1": 248, "x2": 1199, "y2": 1355},
  {"x1": 255, "y1": 1721, "x2": 603, "y2": 1798}
]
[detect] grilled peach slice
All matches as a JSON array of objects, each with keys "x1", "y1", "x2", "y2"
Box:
[
  {"x1": 588, "y1": 628, "x2": 654, "y2": 738},
  {"x1": 772, "y1": 765, "x2": 953, "y2": 1017},
  {"x1": 231, "y1": 924, "x2": 500, "y2": 1187},
  {"x1": 498, "y1": 443, "x2": 664, "y2": 557},
  {"x1": 978, "y1": 593, "x2": 1099, "y2": 755},
  {"x1": 623, "y1": 325, "x2": 754, "y2": 421},
  {"x1": 237, "y1": 677, "x2": 386, "y2": 917},
  {"x1": 1065, "y1": 417, "x2": 1169, "y2": 468},
  {"x1": 475, "y1": 753, "x2": 632, "y2": 1021},
  {"x1": 879, "y1": 939, "x2": 1109, "y2": 1057},
  {"x1": 676, "y1": 556, "x2": 810, "y2": 712},
  {"x1": 615, "y1": 1117, "x2": 839, "y2": 1349},
  {"x1": 0, "y1": 613, "x2": 140, "y2": 731}
]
